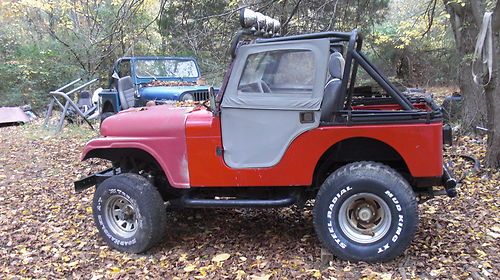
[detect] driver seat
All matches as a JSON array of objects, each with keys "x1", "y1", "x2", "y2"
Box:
[
  {"x1": 320, "y1": 52, "x2": 345, "y2": 122},
  {"x1": 117, "y1": 76, "x2": 135, "y2": 110}
]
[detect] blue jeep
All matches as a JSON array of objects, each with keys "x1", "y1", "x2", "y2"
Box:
[{"x1": 100, "y1": 56, "x2": 214, "y2": 119}]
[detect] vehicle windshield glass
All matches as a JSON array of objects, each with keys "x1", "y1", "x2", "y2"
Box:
[{"x1": 135, "y1": 59, "x2": 199, "y2": 78}]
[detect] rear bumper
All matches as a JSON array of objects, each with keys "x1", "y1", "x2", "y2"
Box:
[
  {"x1": 440, "y1": 163, "x2": 458, "y2": 197},
  {"x1": 443, "y1": 124, "x2": 453, "y2": 145},
  {"x1": 413, "y1": 163, "x2": 458, "y2": 198},
  {"x1": 74, "y1": 168, "x2": 116, "y2": 192}
]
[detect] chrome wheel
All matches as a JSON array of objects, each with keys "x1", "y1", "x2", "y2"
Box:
[
  {"x1": 338, "y1": 192, "x2": 391, "y2": 244},
  {"x1": 104, "y1": 195, "x2": 138, "y2": 238}
]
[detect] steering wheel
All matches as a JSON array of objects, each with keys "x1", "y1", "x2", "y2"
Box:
[{"x1": 257, "y1": 79, "x2": 271, "y2": 93}]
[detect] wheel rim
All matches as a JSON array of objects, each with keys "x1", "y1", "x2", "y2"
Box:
[
  {"x1": 338, "y1": 192, "x2": 391, "y2": 244},
  {"x1": 104, "y1": 194, "x2": 138, "y2": 238}
]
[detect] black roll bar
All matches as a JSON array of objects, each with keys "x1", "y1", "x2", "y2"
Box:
[
  {"x1": 357, "y1": 52, "x2": 415, "y2": 109},
  {"x1": 256, "y1": 31, "x2": 353, "y2": 43},
  {"x1": 339, "y1": 30, "x2": 358, "y2": 105},
  {"x1": 352, "y1": 51, "x2": 413, "y2": 110},
  {"x1": 345, "y1": 34, "x2": 363, "y2": 109},
  {"x1": 230, "y1": 29, "x2": 255, "y2": 58}
]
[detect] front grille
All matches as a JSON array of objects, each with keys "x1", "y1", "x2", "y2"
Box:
[{"x1": 191, "y1": 90, "x2": 210, "y2": 101}]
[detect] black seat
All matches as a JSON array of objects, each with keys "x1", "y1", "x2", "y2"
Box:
[
  {"x1": 117, "y1": 76, "x2": 135, "y2": 110},
  {"x1": 76, "y1": 90, "x2": 93, "y2": 112},
  {"x1": 320, "y1": 52, "x2": 345, "y2": 122}
]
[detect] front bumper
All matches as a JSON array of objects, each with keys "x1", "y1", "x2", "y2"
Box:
[{"x1": 74, "y1": 168, "x2": 116, "y2": 192}]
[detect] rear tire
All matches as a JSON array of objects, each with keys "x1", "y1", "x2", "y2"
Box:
[
  {"x1": 92, "y1": 173, "x2": 167, "y2": 253},
  {"x1": 313, "y1": 162, "x2": 418, "y2": 262}
]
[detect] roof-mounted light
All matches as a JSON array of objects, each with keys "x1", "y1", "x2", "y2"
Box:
[{"x1": 239, "y1": 8, "x2": 281, "y2": 36}]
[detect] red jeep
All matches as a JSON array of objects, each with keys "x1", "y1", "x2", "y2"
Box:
[{"x1": 75, "y1": 9, "x2": 457, "y2": 263}]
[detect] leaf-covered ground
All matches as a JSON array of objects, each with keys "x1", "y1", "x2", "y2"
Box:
[{"x1": 0, "y1": 121, "x2": 498, "y2": 279}]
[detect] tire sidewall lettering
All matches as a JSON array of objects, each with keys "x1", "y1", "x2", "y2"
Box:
[
  {"x1": 325, "y1": 185, "x2": 406, "y2": 254},
  {"x1": 95, "y1": 186, "x2": 139, "y2": 247},
  {"x1": 326, "y1": 186, "x2": 352, "y2": 249},
  {"x1": 375, "y1": 190, "x2": 405, "y2": 254}
]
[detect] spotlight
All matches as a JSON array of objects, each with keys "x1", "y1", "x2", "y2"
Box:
[{"x1": 239, "y1": 8, "x2": 280, "y2": 35}]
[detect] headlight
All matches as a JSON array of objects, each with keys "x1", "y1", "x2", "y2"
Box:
[{"x1": 181, "y1": 93, "x2": 194, "y2": 101}]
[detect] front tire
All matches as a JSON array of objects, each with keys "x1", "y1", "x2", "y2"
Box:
[
  {"x1": 313, "y1": 162, "x2": 418, "y2": 262},
  {"x1": 92, "y1": 173, "x2": 167, "y2": 253}
]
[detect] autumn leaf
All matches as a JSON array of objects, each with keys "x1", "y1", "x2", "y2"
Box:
[
  {"x1": 109, "y1": 267, "x2": 120, "y2": 273},
  {"x1": 211, "y1": 253, "x2": 231, "y2": 262},
  {"x1": 250, "y1": 274, "x2": 272, "y2": 280},
  {"x1": 183, "y1": 263, "x2": 196, "y2": 272}
]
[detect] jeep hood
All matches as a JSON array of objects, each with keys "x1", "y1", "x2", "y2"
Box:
[
  {"x1": 138, "y1": 85, "x2": 209, "y2": 100},
  {"x1": 100, "y1": 105, "x2": 192, "y2": 137}
]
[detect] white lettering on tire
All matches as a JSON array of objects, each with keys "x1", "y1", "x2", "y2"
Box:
[
  {"x1": 377, "y1": 190, "x2": 405, "y2": 254},
  {"x1": 326, "y1": 186, "x2": 352, "y2": 249},
  {"x1": 97, "y1": 190, "x2": 137, "y2": 247}
]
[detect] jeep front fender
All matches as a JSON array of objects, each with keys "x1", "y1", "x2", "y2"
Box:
[{"x1": 81, "y1": 137, "x2": 190, "y2": 188}]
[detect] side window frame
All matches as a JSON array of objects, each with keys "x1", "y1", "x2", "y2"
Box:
[
  {"x1": 237, "y1": 49, "x2": 316, "y2": 96},
  {"x1": 221, "y1": 38, "x2": 330, "y2": 111}
]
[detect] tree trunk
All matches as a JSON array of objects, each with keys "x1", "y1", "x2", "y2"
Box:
[
  {"x1": 484, "y1": 3, "x2": 500, "y2": 168},
  {"x1": 459, "y1": 62, "x2": 488, "y2": 131},
  {"x1": 444, "y1": 1, "x2": 487, "y2": 131}
]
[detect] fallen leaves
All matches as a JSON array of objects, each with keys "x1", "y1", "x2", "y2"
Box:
[
  {"x1": 212, "y1": 253, "x2": 231, "y2": 262},
  {"x1": 183, "y1": 263, "x2": 197, "y2": 272},
  {"x1": 249, "y1": 273, "x2": 272, "y2": 280},
  {"x1": 0, "y1": 120, "x2": 498, "y2": 279}
]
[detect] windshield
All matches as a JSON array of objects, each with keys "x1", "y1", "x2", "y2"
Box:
[{"x1": 135, "y1": 59, "x2": 199, "y2": 78}]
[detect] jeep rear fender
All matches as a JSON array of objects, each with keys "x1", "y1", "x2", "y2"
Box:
[
  {"x1": 81, "y1": 137, "x2": 189, "y2": 188},
  {"x1": 313, "y1": 137, "x2": 411, "y2": 186}
]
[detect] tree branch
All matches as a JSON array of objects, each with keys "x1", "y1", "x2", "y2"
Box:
[
  {"x1": 421, "y1": 0, "x2": 437, "y2": 37},
  {"x1": 282, "y1": 0, "x2": 302, "y2": 30}
]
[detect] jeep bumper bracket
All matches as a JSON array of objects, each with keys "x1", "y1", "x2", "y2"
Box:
[
  {"x1": 74, "y1": 168, "x2": 116, "y2": 192},
  {"x1": 440, "y1": 163, "x2": 458, "y2": 197}
]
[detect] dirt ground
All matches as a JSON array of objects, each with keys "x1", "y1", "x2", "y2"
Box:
[{"x1": 0, "y1": 121, "x2": 498, "y2": 279}]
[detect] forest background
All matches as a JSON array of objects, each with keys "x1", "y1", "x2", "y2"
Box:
[{"x1": 0, "y1": 0, "x2": 499, "y2": 167}]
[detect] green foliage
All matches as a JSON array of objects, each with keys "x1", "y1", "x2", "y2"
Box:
[
  {"x1": 0, "y1": 0, "x2": 159, "y2": 111},
  {"x1": 368, "y1": 0, "x2": 459, "y2": 86},
  {"x1": 157, "y1": 0, "x2": 391, "y2": 84},
  {"x1": 0, "y1": 11, "x2": 82, "y2": 110},
  {"x1": 0, "y1": 0, "x2": 461, "y2": 112}
]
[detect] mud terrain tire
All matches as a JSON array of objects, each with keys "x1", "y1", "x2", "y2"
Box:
[
  {"x1": 92, "y1": 173, "x2": 167, "y2": 253},
  {"x1": 313, "y1": 162, "x2": 418, "y2": 262}
]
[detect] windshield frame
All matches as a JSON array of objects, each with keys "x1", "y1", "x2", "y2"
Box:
[{"x1": 133, "y1": 57, "x2": 201, "y2": 80}]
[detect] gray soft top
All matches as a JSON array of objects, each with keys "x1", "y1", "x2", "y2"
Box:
[{"x1": 222, "y1": 38, "x2": 330, "y2": 111}]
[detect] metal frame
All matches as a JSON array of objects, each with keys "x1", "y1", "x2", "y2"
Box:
[{"x1": 44, "y1": 78, "x2": 98, "y2": 132}]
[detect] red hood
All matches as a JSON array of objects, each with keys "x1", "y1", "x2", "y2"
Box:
[{"x1": 100, "y1": 105, "x2": 193, "y2": 137}]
